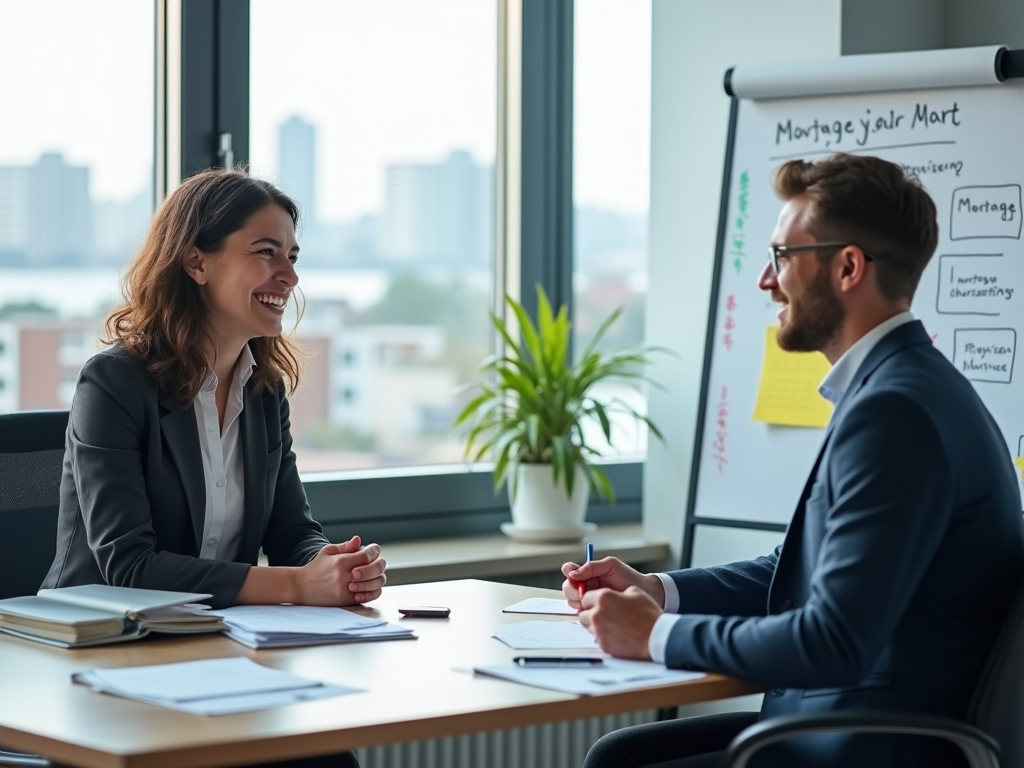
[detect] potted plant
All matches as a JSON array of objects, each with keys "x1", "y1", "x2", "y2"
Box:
[{"x1": 453, "y1": 286, "x2": 665, "y2": 542}]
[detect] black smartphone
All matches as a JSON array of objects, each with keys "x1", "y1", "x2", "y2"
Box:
[{"x1": 398, "y1": 606, "x2": 451, "y2": 618}]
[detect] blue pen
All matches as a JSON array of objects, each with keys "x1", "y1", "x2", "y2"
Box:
[{"x1": 578, "y1": 543, "x2": 594, "y2": 598}]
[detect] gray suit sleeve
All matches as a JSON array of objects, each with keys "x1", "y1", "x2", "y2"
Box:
[
  {"x1": 663, "y1": 391, "x2": 954, "y2": 688},
  {"x1": 261, "y1": 385, "x2": 329, "y2": 567},
  {"x1": 69, "y1": 353, "x2": 250, "y2": 607}
]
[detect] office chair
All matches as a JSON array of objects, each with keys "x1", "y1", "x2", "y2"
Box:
[
  {"x1": 721, "y1": 584, "x2": 1024, "y2": 768},
  {"x1": 0, "y1": 409, "x2": 68, "y2": 768}
]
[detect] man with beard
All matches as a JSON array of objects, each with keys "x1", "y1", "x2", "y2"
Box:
[{"x1": 567, "y1": 153, "x2": 1024, "y2": 768}]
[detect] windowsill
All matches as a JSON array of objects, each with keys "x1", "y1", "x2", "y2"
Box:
[{"x1": 382, "y1": 523, "x2": 669, "y2": 585}]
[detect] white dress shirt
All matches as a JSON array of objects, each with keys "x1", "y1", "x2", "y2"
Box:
[
  {"x1": 646, "y1": 311, "x2": 917, "y2": 662},
  {"x1": 192, "y1": 345, "x2": 256, "y2": 561}
]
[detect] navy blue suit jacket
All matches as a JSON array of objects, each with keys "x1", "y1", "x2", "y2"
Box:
[
  {"x1": 666, "y1": 321, "x2": 1024, "y2": 767},
  {"x1": 42, "y1": 345, "x2": 329, "y2": 608}
]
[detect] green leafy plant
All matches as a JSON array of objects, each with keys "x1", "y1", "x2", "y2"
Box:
[{"x1": 453, "y1": 285, "x2": 666, "y2": 504}]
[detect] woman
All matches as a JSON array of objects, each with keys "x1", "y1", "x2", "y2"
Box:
[{"x1": 42, "y1": 170, "x2": 382, "y2": 766}]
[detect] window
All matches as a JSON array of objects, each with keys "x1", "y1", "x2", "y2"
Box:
[
  {"x1": 249, "y1": 0, "x2": 498, "y2": 472},
  {"x1": 0, "y1": 1, "x2": 643, "y2": 540},
  {"x1": 573, "y1": 0, "x2": 652, "y2": 457},
  {"x1": 0, "y1": 0, "x2": 154, "y2": 413}
]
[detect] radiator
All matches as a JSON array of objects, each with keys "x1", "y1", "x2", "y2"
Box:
[{"x1": 359, "y1": 709, "x2": 659, "y2": 768}]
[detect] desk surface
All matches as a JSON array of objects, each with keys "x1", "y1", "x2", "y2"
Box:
[{"x1": 0, "y1": 580, "x2": 760, "y2": 768}]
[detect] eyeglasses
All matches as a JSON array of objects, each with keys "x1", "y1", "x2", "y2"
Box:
[{"x1": 767, "y1": 242, "x2": 875, "y2": 275}]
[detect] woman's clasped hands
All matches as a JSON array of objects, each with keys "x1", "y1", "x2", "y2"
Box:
[{"x1": 295, "y1": 535, "x2": 387, "y2": 606}]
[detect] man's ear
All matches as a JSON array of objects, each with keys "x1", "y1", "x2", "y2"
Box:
[
  {"x1": 835, "y1": 246, "x2": 870, "y2": 293},
  {"x1": 183, "y1": 247, "x2": 207, "y2": 285}
]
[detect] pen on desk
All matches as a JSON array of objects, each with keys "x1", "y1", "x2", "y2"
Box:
[{"x1": 514, "y1": 656, "x2": 604, "y2": 667}]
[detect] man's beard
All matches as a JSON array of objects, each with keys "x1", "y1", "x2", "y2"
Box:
[{"x1": 776, "y1": 263, "x2": 845, "y2": 353}]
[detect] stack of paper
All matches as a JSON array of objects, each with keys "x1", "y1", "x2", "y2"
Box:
[
  {"x1": 215, "y1": 605, "x2": 416, "y2": 648},
  {"x1": 73, "y1": 657, "x2": 358, "y2": 715},
  {"x1": 474, "y1": 657, "x2": 706, "y2": 695}
]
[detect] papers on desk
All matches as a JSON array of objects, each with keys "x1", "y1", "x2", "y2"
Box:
[
  {"x1": 72, "y1": 658, "x2": 358, "y2": 715},
  {"x1": 475, "y1": 657, "x2": 706, "y2": 695},
  {"x1": 502, "y1": 598, "x2": 577, "y2": 616},
  {"x1": 214, "y1": 605, "x2": 416, "y2": 649},
  {"x1": 492, "y1": 620, "x2": 599, "y2": 650}
]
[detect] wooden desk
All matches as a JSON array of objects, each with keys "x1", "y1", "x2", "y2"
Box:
[{"x1": 0, "y1": 580, "x2": 760, "y2": 768}]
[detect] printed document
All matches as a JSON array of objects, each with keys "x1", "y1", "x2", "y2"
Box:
[
  {"x1": 492, "y1": 620, "x2": 599, "y2": 650},
  {"x1": 72, "y1": 657, "x2": 358, "y2": 715},
  {"x1": 475, "y1": 657, "x2": 705, "y2": 695},
  {"x1": 502, "y1": 598, "x2": 577, "y2": 616}
]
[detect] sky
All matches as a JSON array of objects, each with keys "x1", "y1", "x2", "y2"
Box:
[
  {"x1": 0, "y1": 0, "x2": 650, "y2": 218},
  {"x1": 0, "y1": 0, "x2": 154, "y2": 200}
]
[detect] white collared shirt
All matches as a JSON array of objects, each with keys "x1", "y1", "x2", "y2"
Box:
[
  {"x1": 645, "y1": 311, "x2": 917, "y2": 663},
  {"x1": 818, "y1": 311, "x2": 915, "y2": 406},
  {"x1": 193, "y1": 345, "x2": 256, "y2": 561}
]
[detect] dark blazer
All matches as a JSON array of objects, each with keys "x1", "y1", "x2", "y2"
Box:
[
  {"x1": 665, "y1": 321, "x2": 1024, "y2": 767},
  {"x1": 42, "y1": 344, "x2": 329, "y2": 609}
]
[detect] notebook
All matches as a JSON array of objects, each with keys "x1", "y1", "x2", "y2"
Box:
[{"x1": 0, "y1": 584, "x2": 224, "y2": 648}]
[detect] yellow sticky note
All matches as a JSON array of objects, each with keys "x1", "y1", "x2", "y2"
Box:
[
  {"x1": 752, "y1": 326, "x2": 833, "y2": 428},
  {"x1": 1013, "y1": 457, "x2": 1024, "y2": 482}
]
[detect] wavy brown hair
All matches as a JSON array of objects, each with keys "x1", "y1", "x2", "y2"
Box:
[{"x1": 105, "y1": 168, "x2": 304, "y2": 405}]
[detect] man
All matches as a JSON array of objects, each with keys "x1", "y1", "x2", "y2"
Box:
[{"x1": 568, "y1": 154, "x2": 1024, "y2": 768}]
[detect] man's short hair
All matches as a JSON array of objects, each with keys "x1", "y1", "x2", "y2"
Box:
[{"x1": 772, "y1": 154, "x2": 939, "y2": 302}]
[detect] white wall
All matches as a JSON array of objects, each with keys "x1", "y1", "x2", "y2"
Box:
[{"x1": 644, "y1": 0, "x2": 842, "y2": 568}]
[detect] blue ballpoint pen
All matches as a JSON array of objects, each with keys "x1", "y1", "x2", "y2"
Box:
[{"x1": 578, "y1": 542, "x2": 594, "y2": 598}]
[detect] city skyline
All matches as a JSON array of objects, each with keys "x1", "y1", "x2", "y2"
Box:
[{"x1": 0, "y1": 113, "x2": 645, "y2": 276}]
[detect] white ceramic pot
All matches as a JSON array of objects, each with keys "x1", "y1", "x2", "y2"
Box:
[{"x1": 507, "y1": 463, "x2": 590, "y2": 533}]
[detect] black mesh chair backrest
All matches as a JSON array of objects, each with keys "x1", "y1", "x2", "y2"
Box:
[
  {"x1": 0, "y1": 410, "x2": 69, "y2": 600},
  {"x1": 969, "y1": 581, "x2": 1024, "y2": 768}
]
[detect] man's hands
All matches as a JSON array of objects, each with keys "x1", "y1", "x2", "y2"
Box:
[
  {"x1": 560, "y1": 556, "x2": 665, "y2": 610},
  {"x1": 559, "y1": 556, "x2": 666, "y2": 660},
  {"x1": 294, "y1": 536, "x2": 387, "y2": 606},
  {"x1": 578, "y1": 586, "x2": 664, "y2": 660}
]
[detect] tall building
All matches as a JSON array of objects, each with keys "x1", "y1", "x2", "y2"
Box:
[
  {"x1": 0, "y1": 167, "x2": 30, "y2": 263},
  {"x1": 278, "y1": 116, "x2": 317, "y2": 230},
  {"x1": 92, "y1": 188, "x2": 153, "y2": 265},
  {"x1": 27, "y1": 153, "x2": 90, "y2": 267},
  {"x1": 379, "y1": 150, "x2": 492, "y2": 267}
]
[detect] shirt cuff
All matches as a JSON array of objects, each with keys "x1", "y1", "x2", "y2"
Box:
[
  {"x1": 656, "y1": 572, "x2": 680, "y2": 613},
  {"x1": 648, "y1": 612, "x2": 684, "y2": 664}
]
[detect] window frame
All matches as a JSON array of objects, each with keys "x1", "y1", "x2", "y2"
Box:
[{"x1": 166, "y1": 0, "x2": 643, "y2": 542}]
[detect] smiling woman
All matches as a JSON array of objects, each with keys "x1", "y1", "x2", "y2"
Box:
[{"x1": 41, "y1": 170, "x2": 387, "y2": 632}]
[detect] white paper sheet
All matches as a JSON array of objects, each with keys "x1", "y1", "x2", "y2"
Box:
[
  {"x1": 492, "y1": 620, "x2": 599, "y2": 650},
  {"x1": 213, "y1": 604, "x2": 388, "y2": 634},
  {"x1": 225, "y1": 623, "x2": 416, "y2": 649},
  {"x1": 474, "y1": 657, "x2": 706, "y2": 695},
  {"x1": 72, "y1": 657, "x2": 359, "y2": 715},
  {"x1": 502, "y1": 598, "x2": 577, "y2": 616}
]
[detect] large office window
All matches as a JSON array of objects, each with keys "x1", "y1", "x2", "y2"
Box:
[
  {"x1": 0, "y1": 0, "x2": 155, "y2": 414},
  {"x1": 249, "y1": 0, "x2": 499, "y2": 473},
  {"x1": 573, "y1": 0, "x2": 652, "y2": 457}
]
